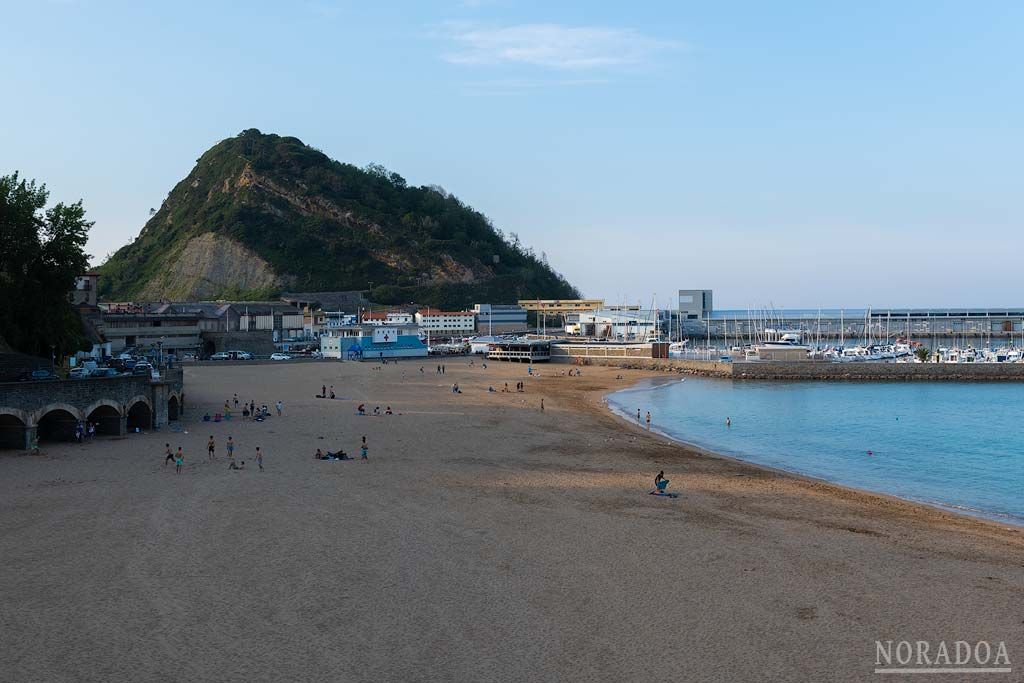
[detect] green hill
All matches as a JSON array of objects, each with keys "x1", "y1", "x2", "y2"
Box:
[{"x1": 98, "y1": 129, "x2": 579, "y2": 307}]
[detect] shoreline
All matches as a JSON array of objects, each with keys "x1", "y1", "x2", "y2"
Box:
[
  {"x1": 600, "y1": 375, "x2": 1024, "y2": 529},
  {"x1": 547, "y1": 370, "x2": 1024, "y2": 547}
]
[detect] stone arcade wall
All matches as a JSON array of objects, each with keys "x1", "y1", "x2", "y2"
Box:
[{"x1": 0, "y1": 368, "x2": 185, "y2": 450}]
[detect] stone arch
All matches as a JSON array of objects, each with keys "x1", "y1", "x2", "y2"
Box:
[
  {"x1": 0, "y1": 407, "x2": 28, "y2": 450},
  {"x1": 85, "y1": 399, "x2": 122, "y2": 436},
  {"x1": 126, "y1": 396, "x2": 153, "y2": 432},
  {"x1": 36, "y1": 405, "x2": 84, "y2": 443},
  {"x1": 32, "y1": 403, "x2": 83, "y2": 427},
  {"x1": 168, "y1": 394, "x2": 180, "y2": 421}
]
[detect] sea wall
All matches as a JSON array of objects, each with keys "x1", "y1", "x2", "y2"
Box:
[{"x1": 731, "y1": 361, "x2": 1024, "y2": 381}]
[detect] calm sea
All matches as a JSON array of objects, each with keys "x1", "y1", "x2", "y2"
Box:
[{"x1": 607, "y1": 377, "x2": 1024, "y2": 525}]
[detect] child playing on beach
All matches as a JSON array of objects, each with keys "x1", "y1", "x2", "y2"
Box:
[
  {"x1": 229, "y1": 460, "x2": 245, "y2": 470},
  {"x1": 226, "y1": 436, "x2": 235, "y2": 460},
  {"x1": 255, "y1": 447, "x2": 263, "y2": 472},
  {"x1": 207, "y1": 436, "x2": 215, "y2": 461},
  {"x1": 276, "y1": 401, "x2": 283, "y2": 417},
  {"x1": 175, "y1": 447, "x2": 184, "y2": 474},
  {"x1": 164, "y1": 443, "x2": 174, "y2": 466}
]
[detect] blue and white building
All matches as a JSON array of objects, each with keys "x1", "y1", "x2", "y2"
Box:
[{"x1": 319, "y1": 325, "x2": 428, "y2": 360}]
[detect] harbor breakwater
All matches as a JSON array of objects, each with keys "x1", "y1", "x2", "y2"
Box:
[{"x1": 554, "y1": 356, "x2": 1024, "y2": 381}]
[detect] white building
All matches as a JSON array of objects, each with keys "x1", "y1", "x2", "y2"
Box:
[
  {"x1": 323, "y1": 311, "x2": 358, "y2": 329},
  {"x1": 571, "y1": 310, "x2": 658, "y2": 341},
  {"x1": 362, "y1": 311, "x2": 415, "y2": 326},
  {"x1": 415, "y1": 309, "x2": 476, "y2": 337}
]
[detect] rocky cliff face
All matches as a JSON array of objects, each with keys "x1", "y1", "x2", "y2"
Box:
[
  {"x1": 137, "y1": 232, "x2": 289, "y2": 300},
  {"x1": 98, "y1": 129, "x2": 579, "y2": 306}
]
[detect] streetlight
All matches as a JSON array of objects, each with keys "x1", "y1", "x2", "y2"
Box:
[{"x1": 156, "y1": 338, "x2": 164, "y2": 368}]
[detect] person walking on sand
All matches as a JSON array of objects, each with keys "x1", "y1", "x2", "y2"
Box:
[
  {"x1": 233, "y1": 394, "x2": 239, "y2": 408},
  {"x1": 636, "y1": 408, "x2": 641, "y2": 423},
  {"x1": 360, "y1": 443, "x2": 368, "y2": 460},
  {"x1": 175, "y1": 447, "x2": 184, "y2": 474},
  {"x1": 207, "y1": 436, "x2": 215, "y2": 461},
  {"x1": 276, "y1": 401, "x2": 283, "y2": 417},
  {"x1": 164, "y1": 443, "x2": 174, "y2": 466},
  {"x1": 255, "y1": 447, "x2": 263, "y2": 472},
  {"x1": 646, "y1": 411, "x2": 651, "y2": 430},
  {"x1": 541, "y1": 398, "x2": 545, "y2": 412},
  {"x1": 226, "y1": 436, "x2": 235, "y2": 461}
]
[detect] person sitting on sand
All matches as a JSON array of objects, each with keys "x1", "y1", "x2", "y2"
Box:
[
  {"x1": 329, "y1": 386, "x2": 336, "y2": 399},
  {"x1": 385, "y1": 406, "x2": 393, "y2": 415},
  {"x1": 357, "y1": 404, "x2": 366, "y2": 415},
  {"x1": 652, "y1": 471, "x2": 669, "y2": 494},
  {"x1": 373, "y1": 406, "x2": 381, "y2": 416},
  {"x1": 229, "y1": 460, "x2": 245, "y2": 470},
  {"x1": 315, "y1": 448, "x2": 324, "y2": 460},
  {"x1": 326, "y1": 449, "x2": 350, "y2": 460},
  {"x1": 488, "y1": 386, "x2": 495, "y2": 393}
]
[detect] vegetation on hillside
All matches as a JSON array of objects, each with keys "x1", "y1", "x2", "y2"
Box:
[
  {"x1": 0, "y1": 173, "x2": 91, "y2": 358},
  {"x1": 99, "y1": 129, "x2": 580, "y2": 306}
]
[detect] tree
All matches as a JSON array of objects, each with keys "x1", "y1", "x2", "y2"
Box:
[
  {"x1": 914, "y1": 347, "x2": 930, "y2": 363},
  {"x1": 0, "y1": 172, "x2": 92, "y2": 359}
]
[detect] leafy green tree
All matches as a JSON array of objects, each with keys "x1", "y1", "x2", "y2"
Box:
[
  {"x1": 0, "y1": 173, "x2": 92, "y2": 359},
  {"x1": 914, "y1": 347, "x2": 930, "y2": 363}
]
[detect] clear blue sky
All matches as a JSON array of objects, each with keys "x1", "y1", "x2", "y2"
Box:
[{"x1": 3, "y1": 1, "x2": 1022, "y2": 309}]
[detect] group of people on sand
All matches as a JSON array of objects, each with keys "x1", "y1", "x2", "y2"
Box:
[
  {"x1": 356, "y1": 404, "x2": 393, "y2": 416},
  {"x1": 315, "y1": 435, "x2": 369, "y2": 461},
  {"x1": 559, "y1": 368, "x2": 583, "y2": 377},
  {"x1": 211, "y1": 395, "x2": 282, "y2": 422},
  {"x1": 165, "y1": 434, "x2": 264, "y2": 474},
  {"x1": 74, "y1": 421, "x2": 97, "y2": 443},
  {"x1": 317, "y1": 385, "x2": 337, "y2": 399}
]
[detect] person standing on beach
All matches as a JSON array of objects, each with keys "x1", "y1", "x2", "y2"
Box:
[
  {"x1": 207, "y1": 436, "x2": 215, "y2": 461},
  {"x1": 636, "y1": 408, "x2": 641, "y2": 423},
  {"x1": 541, "y1": 398, "x2": 545, "y2": 411},
  {"x1": 233, "y1": 394, "x2": 239, "y2": 409},
  {"x1": 255, "y1": 447, "x2": 263, "y2": 472},
  {"x1": 164, "y1": 443, "x2": 174, "y2": 466},
  {"x1": 175, "y1": 447, "x2": 184, "y2": 474},
  {"x1": 276, "y1": 401, "x2": 283, "y2": 417},
  {"x1": 226, "y1": 436, "x2": 235, "y2": 461},
  {"x1": 321, "y1": 384, "x2": 326, "y2": 398},
  {"x1": 646, "y1": 412, "x2": 651, "y2": 430}
]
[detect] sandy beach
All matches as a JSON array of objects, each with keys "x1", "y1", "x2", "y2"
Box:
[{"x1": 1, "y1": 360, "x2": 1022, "y2": 682}]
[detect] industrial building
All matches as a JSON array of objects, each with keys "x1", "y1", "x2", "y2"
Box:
[{"x1": 473, "y1": 304, "x2": 527, "y2": 334}]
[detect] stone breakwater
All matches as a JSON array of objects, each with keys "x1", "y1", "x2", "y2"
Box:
[{"x1": 554, "y1": 357, "x2": 1024, "y2": 381}]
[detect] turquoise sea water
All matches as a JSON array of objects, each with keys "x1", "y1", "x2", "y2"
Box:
[{"x1": 607, "y1": 378, "x2": 1024, "y2": 525}]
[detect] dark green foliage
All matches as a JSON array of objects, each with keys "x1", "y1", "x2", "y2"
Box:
[
  {"x1": 0, "y1": 173, "x2": 91, "y2": 358},
  {"x1": 98, "y1": 129, "x2": 580, "y2": 304}
]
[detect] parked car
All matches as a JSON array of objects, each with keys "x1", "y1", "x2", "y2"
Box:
[
  {"x1": 228, "y1": 350, "x2": 253, "y2": 360},
  {"x1": 69, "y1": 367, "x2": 91, "y2": 379},
  {"x1": 269, "y1": 353, "x2": 292, "y2": 361},
  {"x1": 91, "y1": 368, "x2": 120, "y2": 378},
  {"x1": 132, "y1": 363, "x2": 153, "y2": 376},
  {"x1": 209, "y1": 352, "x2": 230, "y2": 360}
]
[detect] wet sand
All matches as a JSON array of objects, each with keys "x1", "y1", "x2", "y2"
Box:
[{"x1": 1, "y1": 360, "x2": 1021, "y2": 682}]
